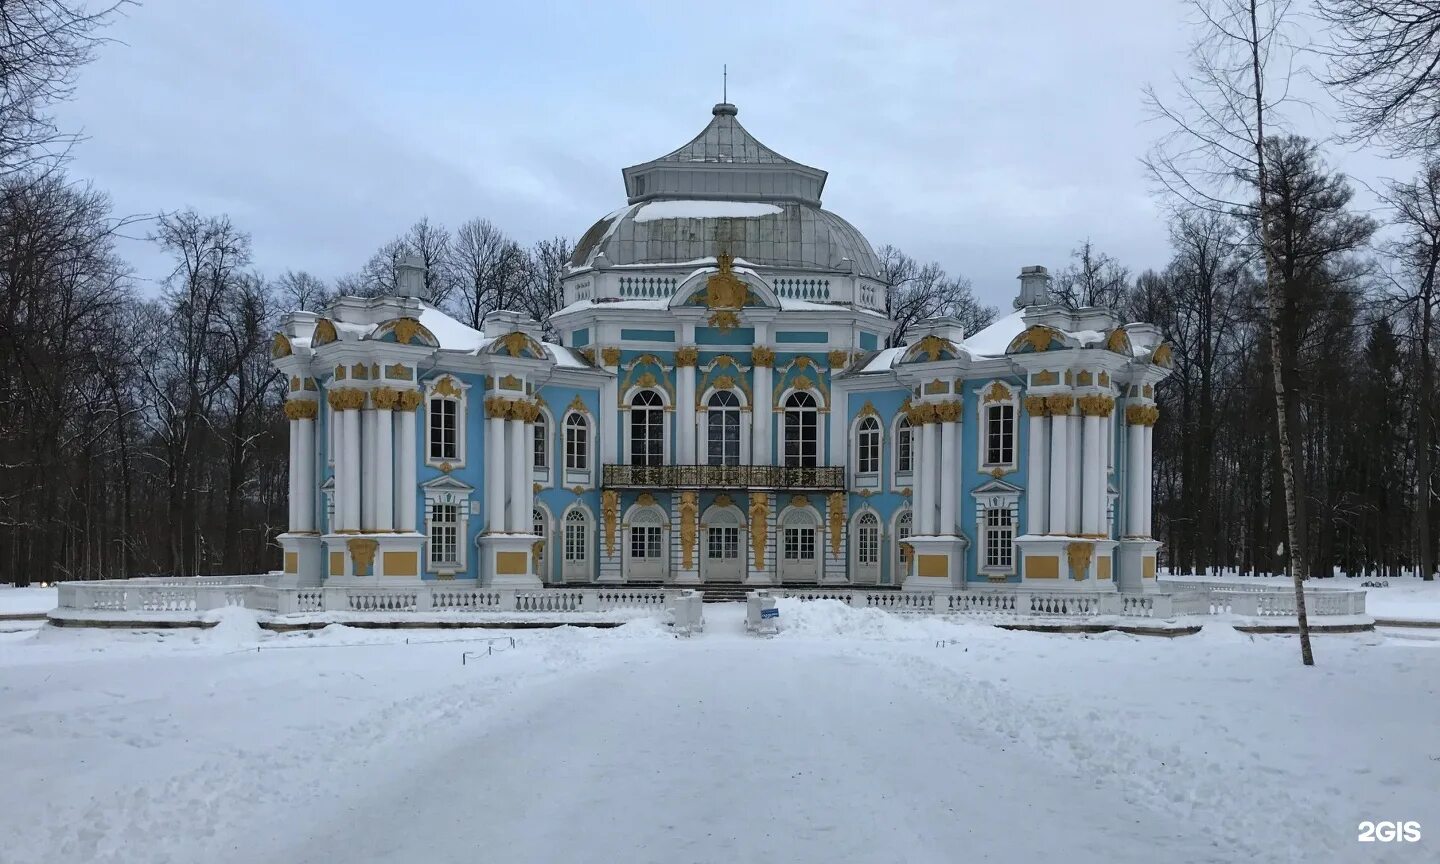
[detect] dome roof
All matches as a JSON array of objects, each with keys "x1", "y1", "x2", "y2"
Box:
[{"x1": 569, "y1": 103, "x2": 882, "y2": 279}]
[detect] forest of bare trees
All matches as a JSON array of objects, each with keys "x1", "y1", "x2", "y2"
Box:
[{"x1": 7, "y1": 0, "x2": 1440, "y2": 593}]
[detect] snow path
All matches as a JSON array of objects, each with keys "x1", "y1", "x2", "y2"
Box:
[{"x1": 277, "y1": 626, "x2": 1228, "y2": 863}]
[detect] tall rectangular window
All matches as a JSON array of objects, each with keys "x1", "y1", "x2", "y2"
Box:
[
  {"x1": 985, "y1": 403, "x2": 1015, "y2": 466},
  {"x1": 708, "y1": 526, "x2": 739, "y2": 559},
  {"x1": 533, "y1": 420, "x2": 548, "y2": 470},
  {"x1": 565, "y1": 513, "x2": 587, "y2": 561},
  {"x1": 984, "y1": 507, "x2": 1014, "y2": 570},
  {"x1": 429, "y1": 503, "x2": 459, "y2": 567},
  {"x1": 896, "y1": 421, "x2": 913, "y2": 474},
  {"x1": 565, "y1": 414, "x2": 589, "y2": 471},
  {"x1": 783, "y1": 527, "x2": 816, "y2": 560},
  {"x1": 429, "y1": 398, "x2": 457, "y2": 460},
  {"x1": 630, "y1": 525, "x2": 662, "y2": 559}
]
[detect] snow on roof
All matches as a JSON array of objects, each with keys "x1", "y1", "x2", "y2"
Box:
[
  {"x1": 859, "y1": 346, "x2": 905, "y2": 373},
  {"x1": 546, "y1": 344, "x2": 589, "y2": 369},
  {"x1": 960, "y1": 309, "x2": 1028, "y2": 357},
  {"x1": 632, "y1": 200, "x2": 784, "y2": 223},
  {"x1": 419, "y1": 303, "x2": 486, "y2": 352}
]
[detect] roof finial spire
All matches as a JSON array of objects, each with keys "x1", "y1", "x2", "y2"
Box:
[{"x1": 723, "y1": 64, "x2": 727, "y2": 103}]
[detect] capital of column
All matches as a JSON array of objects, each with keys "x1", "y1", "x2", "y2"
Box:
[
  {"x1": 600, "y1": 346, "x2": 622, "y2": 367},
  {"x1": 371, "y1": 386, "x2": 400, "y2": 410},
  {"x1": 1124, "y1": 403, "x2": 1160, "y2": 426},
  {"x1": 326, "y1": 388, "x2": 366, "y2": 412},
  {"x1": 485, "y1": 396, "x2": 542, "y2": 421},
  {"x1": 675, "y1": 346, "x2": 699, "y2": 367},
  {"x1": 1023, "y1": 394, "x2": 1050, "y2": 416},
  {"x1": 395, "y1": 389, "x2": 423, "y2": 412},
  {"x1": 1078, "y1": 395, "x2": 1116, "y2": 417},
  {"x1": 751, "y1": 346, "x2": 775, "y2": 367},
  {"x1": 1044, "y1": 394, "x2": 1075, "y2": 416},
  {"x1": 283, "y1": 399, "x2": 318, "y2": 421},
  {"x1": 903, "y1": 399, "x2": 963, "y2": 426}
]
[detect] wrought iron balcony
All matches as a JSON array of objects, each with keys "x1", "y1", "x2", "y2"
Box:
[{"x1": 602, "y1": 463, "x2": 846, "y2": 490}]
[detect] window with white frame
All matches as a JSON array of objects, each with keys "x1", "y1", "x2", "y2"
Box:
[
  {"x1": 429, "y1": 397, "x2": 457, "y2": 461},
  {"x1": 630, "y1": 524, "x2": 663, "y2": 559},
  {"x1": 630, "y1": 390, "x2": 665, "y2": 466},
  {"x1": 984, "y1": 402, "x2": 1016, "y2": 466},
  {"x1": 564, "y1": 509, "x2": 588, "y2": 562},
  {"x1": 856, "y1": 416, "x2": 880, "y2": 474},
  {"x1": 429, "y1": 503, "x2": 459, "y2": 568},
  {"x1": 783, "y1": 527, "x2": 816, "y2": 560},
  {"x1": 533, "y1": 507, "x2": 548, "y2": 577},
  {"x1": 894, "y1": 509, "x2": 913, "y2": 575},
  {"x1": 707, "y1": 390, "x2": 741, "y2": 466},
  {"x1": 895, "y1": 417, "x2": 913, "y2": 475},
  {"x1": 565, "y1": 412, "x2": 589, "y2": 471},
  {"x1": 984, "y1": 506, "x2": 1014, "y2": 570},
  {"x1": 707, "y1": 526, "x2": 739, "y2": 559},
  {"x1": 856, "y1": 512, "x2": 879, "y2": 565},
  {"x1": 533, "y1": 415, "x2": 548, "y2": 473},
  {"x1": 783, "y1": 391, "x2": 819, "y2": 467}
]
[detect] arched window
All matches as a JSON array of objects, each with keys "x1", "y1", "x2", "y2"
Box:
[
  {"x1": 564, "y1": 509, "x2": 588, "y2": 562},
  {"x1": 630, "y1": 390, "x2": 665, "y2": 466},
  {"x1": 857, "y1": 417, "x2": 880, "y2": 474},
  {"x1": 894, "y1": 509, "x2": 913, "y2": 580},
  {"x1": 532, "y1": 415, "x2": 548, "y2": 472},
  {"x1": 856, "y1": 512, "x2": 880, "y2": 565},
  {"x1": 783, "y1": 391, "x2": 818, "y2": 467},
  {"x1": 895, "y1": 417, "x2": 913, "y2": 475},
  {"x1": 565, "y1": 413, "x2": 589, "y2": 471},
  {"x1": 533, "y1": 507, "x2": 548, "y2": 576},
  {"x1": 707, "y1": 390, "x2": 741, "y2": 466}
]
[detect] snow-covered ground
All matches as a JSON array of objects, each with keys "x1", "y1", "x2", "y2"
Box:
[
  {"x1": 3, "y1": 600, "x2": 1438, "y2": 863},
  {"x1": 0, "y1": 584, "x2": 58, "y2": 615}
]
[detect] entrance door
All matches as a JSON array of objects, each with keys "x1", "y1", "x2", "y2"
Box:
[
  {"x1": 701, "y1": 506, "x2": 744, "y2": 582},
  {"x1": 779, "y1": 508, "x2": 821, "y2": 582}
]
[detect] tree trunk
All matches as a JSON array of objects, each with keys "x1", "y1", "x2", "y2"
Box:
[{"x1": 1419, "y1": 277, "x2": 1435, "y2": 580}]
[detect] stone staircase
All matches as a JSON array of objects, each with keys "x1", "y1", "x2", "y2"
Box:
[{"x1": 698, "y1": 583, "x2": 752, "y2": 603}]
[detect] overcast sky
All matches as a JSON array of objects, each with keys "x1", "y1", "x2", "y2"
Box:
[{"x1": 53, "y1": 0, "x2": 1409, "y2": 311}]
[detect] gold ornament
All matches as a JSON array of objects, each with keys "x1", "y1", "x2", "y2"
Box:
[
  {"x1": 578, "y1": 347, "x2": 596, "y2": 365},
  {"x1": 1078, "y1": 395, "x2": 1115, "y2": 417},
  {"x1": 675, "y1": 346, "x2": 699, "y2": 367},
  {"x1": 348, "y1": 538, "x2": 378, "y2": 575},
  {"x1": 283, "y1": 400, "x2": 318, "y2": 421},
  {"x1": 1023, "y1": 395, "x2": 1049, "y2": 416},
  {"x1": 934, "y1": 401, "x2": 962, "y2": 423},
  {"x1": 749, "y1": 493, "x2": 769, "y2": 570},
  {"x1": 680, "y1": 491, "x2": 698, "y2": 569},
  {"x1": 828, "y1": 492, "x2": 845, "y2": 558},
  {"x1": 1151, "y1": 343, "x2": 1173, "y2": 368},
  {"x1": 272, "y1": 333, "x2": 293, "y2": 358},
  {"x1": 601, "y1": 490, "x2": 619, "y2": 557},
  {"x1": 396, "y1": 390, "x2": 423, "y2": 412},
  {"x1": 498, "y1": 332, "x2": 536, "y2": 358},
  {"x1": 1066, "y1": 542, "x2": 1093, "y2": 580},
  {"x1": 913, "y1": 335, "x2": 951, "y2": 362},
  {"x1": 924, "y1": 379, "x2": 949, "y2": 395},
  {"x1": 432, "y1": 376, "x2": 462, "y2": 398},
  {"x1": 827, "y1": 350, "x2": 849, "y2": 369},
  {"x1": 1105, "y1": 329, "x2": 1131, "y2": 355},
  {"x1": 371, "y1": 387, "x2": 400, "y2": 410},
  {"x1": 500, "y1": 374, "x2": 521, "y2": 390},
  {"x1": 601, "y1": 346, "x2": 622, "y2": 366},
  {"x1": 1032, "y1": 370, "x2": 1058, "y2": 386},
  {"x1": 312, "y1": 319, "x2": 338, "y2": 346},
  {"x1": 983, "y1": 381, "x2": 1012, "y2": 403},
  {"x1": 391, "y1": 317, "x2": 424, "y2": 345},
  {"x1": 1076, "y1": 370, "x2": 1092, "y2": 386},
  {"x1": 751, "y1": 346, "x2": 775, "y2": 367},
  {"x1": 386, "y1": 363, "x2": 412, "y2": 380}
]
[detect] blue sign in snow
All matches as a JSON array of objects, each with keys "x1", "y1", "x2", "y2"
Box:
[{"x1": 760, "y1": 607, "x2": 779, "y2": 619}]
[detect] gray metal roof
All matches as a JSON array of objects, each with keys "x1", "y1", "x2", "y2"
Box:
[{"x1": 570, "y1": 102, "x2": 879, "y2": 278}]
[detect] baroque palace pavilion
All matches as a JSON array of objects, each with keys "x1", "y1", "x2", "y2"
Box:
[{"x1": 270, "y1": 102, "x2": 1173, "y2": 592}]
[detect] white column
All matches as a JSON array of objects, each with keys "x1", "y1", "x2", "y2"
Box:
[
  {"x1": 1067, "y1": 403, "x2": 1083, "y2": 535},
  {"x1": 361, "y1": 400, "x2": 377, "y2": 532},
  {"x1": 1126, "y1": 413, "x2": 1144, "y2": 536},
  {"x1": 939, "y1": 419, "x2": 956, "y2": 535},
  {"x1": 328, "y1": 396, "x2": 345, "y2": 533},
  {"x1": 600, "y1": 353, "x2": 619, "y2": 466},
  {"x1": 395, "y1": 399, "x2": 417, "y2": 532},
  {"x1": 487, "y1": 410, "x2": 506, "y2": 533},
  {"x1": 297, "y1": 413, "x2": 316, "y2": 533},
  {"x1": 1026, "y1": 402, "x2": 1049, "y2": 535},
  {"x1": 374, "y1": 398, "x2": 394, "y2": 532},
  {"x1": 508, "y1": 416, "x2": 528, "y2": 533},
  {"x1": 1142, "y1": 423, "x2": 1155, "y2": 537},
  {"x1": 920, "y1": 420, "x2": 939, "y2": 535},
  {"x1": 287, "y1": 417, "x2": 299, "y2": 531},
  {"x1": 677, "y1": 360, "x2": 696, "y2": 464},
  {"x1": 1081, "y1": 410, "x2": 1102, "y2": 536},
  {"x1": 342, "y1": 406, "x2": 361, "y2": 532},
  {"x1": 753, "y1": 356, "x2": 772, "y2": 465},
  {"x1": 1048, "y1": 403, "x2": 1070, "y2": 536}
]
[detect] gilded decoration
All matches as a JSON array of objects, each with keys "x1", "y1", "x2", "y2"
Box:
[
  {"x1": 828, "y1": 493, "x2": 845, "y2": 558},
  {"x1": 637, "y1": 493, "x2": 657, "y2": 507},
  {"x1": 601, "y1": 347, "x2": 622, "y2": 366},
  {"x1": 637, "y1": 372, "x2": 658, "y2": 389},
  {"x1": 1078, "y1": 395, "x2": 1115, "y2": 417},
  {"x1": 857, "y1": 400, "x2": 879, "y2": 418},
  {"x1": 924, "y1": 379, "x2": 949, "y2": 395},
  {"x1": 704, "y1": 252, "x2": 748, "y2": 332},
  {"x1": 347, "y1": 538, "x2": 379, "y2": 575},
  {"x1": 312, "y1": 319, "x2": 338, "y2": 346},
  {"x1": 512, "y1": 400, "x2": 542, "y2": 423},
  {"x1": 912, "y1": 335, "x2": 952, "y2": 362},
  {"x1": 1023, "y1": 395, "x2": 1049, "y2": 416},
  {"x1": 749, "y1": 493, "x2": 769, "y2": 570},
  {"x1": 579, "y1": 347, "x2": 596, "y2": 365},
  {"x1": 497, "y1": 332, "x2": 539, "y2": 358},
  {"x1": 934, "y1": 401, "x2": 962, "y2": 423},
  {"x1": 713, "y1": 374, "x2": 736, "y2": 392},
  {"x1": 326, "y1": 388, "x2": 366, "y2": 411},
  {"x1": 1105, "y1": 328, "x2": 1132, "y2": 355},
  {"x1": 272, "y1": 333, "x2": 293, "y2": 358},
  {"x1": 385, "y1": 363, "x2": 412, "y2": 380},
  {"x1": 1125, "y1": 404, "x2": 1161, "y2": 426},
  {"x1": 793, "y1": 356, "x2": 815, "y2": 369},
  {"x1": 602, "y1": 490, "x2": 619, "y2": 556},
  {"x1": 571, "y1": 485, "x2": 585, "y2": 495},
  {"x1": 1044, "y1": 394, "x2": 1075, "y2": 415},
  {"x1": 983, "y1": 381, "x2": 1012, "y2": 403},
  {"x1": 371, "y1": 387, "x2": 400, "y2": 410},
  {"x1": 334, "y1": 365, "x2": 346, "y2": 380},
  {"x1": 1143, "y1": 384, "x2": 1154, "y2": 398},
  {"x1": 1066, "y1": 542, "x2": 1093, "y2": 580},
  {"x1": 351, "y1": 363, "x2": 370, "y2": 380},
  {"x1": 290, "y1": 375, "x2": 301, "y2": 391},
  {"x1": 715, "y1": 493, "x2": 733, "y2": 508},
  {"x1": 439, "y1": 462, "x2": 452, "y2": 474},
  {"x1": 675, "y1": 346, "x2": 699, "y2": 367},
  {"x1": 1032, "y1": 370, "x2": 1058, "y2": 386},
  {"x1": 1008, "y1": 325, "x2": 1058, "y2": 354},
  {"x1": 827, "y1": 350, "x2": 849, "y2": 369},
  {"x1": 679, "y1": 491, "x2": 699, "y2": 569},
  {"x1": 391, "y1": 317, "x2": 424, "y2": 345},
  {"x1": 792, "y1": 374, "x2": 814, "y2": 392},
  {"x1": 990, "y1": 467, "x2": 1006, "y2": 479},
  {"x1": 500, "y1": 374, "x2": 521, "y2": 390},
  {"x1": 282, "y1": 399, "x2": 318, "y2": 421},
  {"x1": 1076, "y1": 370, "x2": 1093, "y2": 386},
  {"x1": 1064, "y1": 370, "x2": 1073, "y2": 385},
  {"x1": 790, "y1": 494, "x2": 810, "y2": 509},
  {"x1": 432, "y1": 376, "x2": 462, "y2": 398},
  {"x1": 751, "y1": 346, "x2": 775, "y2": 367},
  {"x1": 1151, "y1": 343, "x2": 1174, "y2": 368},
  {"x1": 1099, "y1": 371, "x2": 1110, "y2": 387},
  {"x1": 568, "y1": 394, "x2": 587, "y2": 413},
  {"x1": 396, "y1": 390, "x2": 423, "y2": 412}
]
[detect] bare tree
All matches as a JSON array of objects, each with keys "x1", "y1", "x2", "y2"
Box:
[
  {"x1": 521, "y1": 236, "x2": 573, "y2": 338},
  {"x1": 1318, "y1": 0, "x2": 1440, "y2": 154},
  {"x1": 274, "y1": 270, "x2": 333, "y2": 312},
  {"x1": 0, "y1": 0, "x2": 128, "y2": 176},
  {"x1": 452, "y1": 218, "x2": 527, "y2": 329},
  {"x1": 1380, "y1": 161, "x2": 1440, "y2": 579},
  {"x1": 876, "y1": 244, "x2": 996, "y2": 347},
  {"x1": 1145, "y1": 0, "x2": 1314, "y2": 663},
  {"x1": 1052, "y1": 240, "x2": 1131, "y2": 309}
]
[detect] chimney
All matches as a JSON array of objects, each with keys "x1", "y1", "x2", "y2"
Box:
[
  {"x1": 1015, "y1": 265, "x2": 1051, "y2": 309},
  {"x1": 396, "y1": 254, "x2": 426, "y2": 299}
]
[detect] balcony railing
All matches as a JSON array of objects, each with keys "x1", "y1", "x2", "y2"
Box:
[{"x1": 602, "y1": 464, "x2": 846, "y2": 490}]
